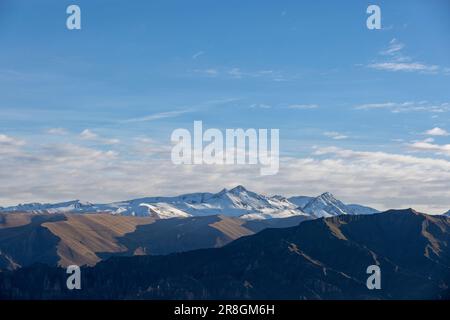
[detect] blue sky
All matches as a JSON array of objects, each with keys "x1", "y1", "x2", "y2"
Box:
[{"x1": 1, "y1": 0, "x2": 450, "y2": 213}]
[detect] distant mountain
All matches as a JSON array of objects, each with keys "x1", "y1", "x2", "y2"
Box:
[
  {"x1": 0, "y1": 212, "x2": 310, "y2": 271},
  {"x1": 0, "y1": 200, "x2": 96, "y2": 214},
  {"x1": 347, "y1": 204, "x2": 380, "y2": 215},
  {"x1": 301, "y1": 192, "x2": 379, "y2": 218},
  {"x1": 1, "y1": 209, "x2": 448, "y2": 300},
  {"x1": 0, "y1": 186, "x2": 307, "y2": 220},
  {"x1": 287, "y1": 195, "x2": 314, "y2": 208},
  {"x1": 0, "y1": 186, "x2": 379, "y2": 220},
  {"x1": 443, "y1": 210, "x2": 450, "y2": 217}
]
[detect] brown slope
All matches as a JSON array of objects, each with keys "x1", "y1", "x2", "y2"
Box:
[
  {"x1": 41, "y1": 214, "x2": 156, "y2": 267},
  {"x1": 0, "y1": 213, "x2": 33, "y2": 229},
  {"x1": 0, "y1": 212, "x2": 307, "y2": 270},
  {"x1": 209, "y1": 215, "x2": 254, "y2": 242},
  {"x1": 28, "y1": 214, "x2": 259, "y2": 267}
]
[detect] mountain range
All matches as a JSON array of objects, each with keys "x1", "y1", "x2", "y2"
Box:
[
  {"x1": 1, "y1": 209, "x2": 449, "y2": 300},
  {"x1": 0, "y1": 212, "x2": 310, "y2": 271},
  {"x1": 0, "y1": 185, "x2": 379, "y2": 220},
  {"x1": 0, "y1": 186, "x2": 380, "y2": 272}
]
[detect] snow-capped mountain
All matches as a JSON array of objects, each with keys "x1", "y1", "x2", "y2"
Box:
[
  {"x1": 0, "y1": 200, "x2": 96, "y2": 214},
  {"x1": 301, "y1": 192, "x2": 348, "y2": 218},
  {"x1": 0, "y1": 186, "x2": 379, "y2": 220},
  {"x1": 119, "y1": 186, "x2": 307, "y2": 220},
  {"x1": 287, "y1": 196, "x2": 314, "y2": 208},
  {"x1": 443, "y1": 210, "x2": 450, "y2": 217},
  {"x1": 300, "y1": 192, "x2": 379, "y2": 218}
]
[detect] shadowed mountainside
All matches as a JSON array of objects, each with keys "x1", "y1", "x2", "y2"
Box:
[{"x1": 1, "y1": 209, "x2": 449, "y2": 300}]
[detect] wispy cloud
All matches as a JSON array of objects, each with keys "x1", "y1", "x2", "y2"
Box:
[
  {"x1": 132, "y1": 137, "x2": 172, "y2": 156},
  {"x1": 123, "y1": 109, "x2": 192, "y2": 123},
  {"x1": 248, "y1": 103, "x2": 319, "y2": 110},
  {"x1": 368, "y1": 62, "x2": 439, "y2": 73},
  {"x1": 0, "y1": 134, "x2": 25, "y2": 147},
  {"x1": 368, "y1": 38, "x2": 447, "y2": 75},
  {"x1": 192, "y1": 67, "x2": 288, "y2": 82},
  {"x1": 380, "y1": 38, "x2": 405, "y2": 56},
  {"x1": 324, "y1": 131, "x2": 348, "y2": 140},
  {"x1": 287, "y1": 104, "x2": 319, "y2": 110},
  {"x1": 250, "y1": 103, "x2": 272, "y2": 109},
  {"x1": 192, "y1": 51, "x2": 205, "y2": 59},
  {"x1": 0, "y1": 134, "x2": 26, "y2": 157},
  {"x1": 409, "y1": 140, "x2": 450, "y2": 156},
  {"x1": 80, "y1": 129, "x2": 98, "y2": 140},
  {"x1": 80, "y1": 129, "x2": 120, "y2": 145},
  {"x1": 226, "y1": 68, "x2": 279, "y2": 80},
  {"x1": 355, "y1": 101, "x2": 450, "y2": 113},
  {"x1": 46, "y1": 128, "x2": 68, "y2": 135}
]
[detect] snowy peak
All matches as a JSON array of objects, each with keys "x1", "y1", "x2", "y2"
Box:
[
  {"x1": 230, "y1": 185, "x2": 247, "y2": 194},
  {"x1": 0, "y1": 200, "x2": 95, "y2": 214},
  {"x1": 195, "y1": 185, "x2": 306, "y2": 220},
  {"x1": 302, "y1": 192, "x2": 349, "y2": 218},
  {"x1": 318, "y1": 192, "x2": 337, "y2": 203},
  {"x1": 0, "y1": 186, "x2": 379, "y2": 220},
  {"x1": 217, "y1": 185, "x2": 265, "y2": 203},
  {"x1": 301, "y1": 192, "x2": 379, "y2": 218},
  {"x1": 288, "y1": 196, "x2": 314, "y2": 208}
]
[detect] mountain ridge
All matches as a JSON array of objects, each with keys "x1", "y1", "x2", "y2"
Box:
[
  {"x1": 1, "y1": 209, "x2": 448, "y2": 300},
  {"x1": 0, "y1": 212, "x2": 311, "y2": 271},
  {"x1": 0, "y1": 186, "x2": 379, "y2": 220}
]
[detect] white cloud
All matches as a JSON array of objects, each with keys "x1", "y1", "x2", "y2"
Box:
[
  {"x1": 47, "y1": 128, "x2": 68, "y2": 135},
  {"x1": 42, "y1": 143, "x2": 118, "y2": 161},
  {"x1": 250, "y1": 103, "x2": 272, "y2": 109},
  {"x1": 380, "y1": 38, "x2": 405, "y2": 56},
  {"x1": 368, "y1": 38, "x2": 447, "y2": 75},
  {"x1": 193, "y1": 67, "x2": 288, "y2": 81},
  {"x1": 80, "y1": 129, "x2": 120, "y2": 145},
  {"x1": 424, "y1": 127, "x2": 449, "y2": 136},
  {"x1": 193, "y1": 68, "x2": 218, "y2": 77},
  {"x1": 132, "y1": 136, "x2": 172, "y2": 156},
  {"x1": 355, "y1": 101, "x2": 450, "y2": 113},
  {"x1": 324, "y1": 131, "x2": 348, "y2": 140},
  {"x1": 80, "y1": 129, "x2": 98, "y2": 140},
  {"x1": 123, "y1": 109, "x2": 192, "y2": 123},
  {"x1": 287, "y1": 104, "x2": 319, "y2": 110},
  {"x1": 3, "y1": 139, "x2": 450, "y2": 213},
  {"x1": 308, "y1": 146, "x2": 450, "y2": 212},
  {"x1": 0, "y1": 134, "x2": 25, "y2": 146},
  {"x1": 409, "y1": 141, "x2": 450, "y2": 156},
  {"x1": 368, "y1": 62, "x2": 439, "y2": 73}
]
